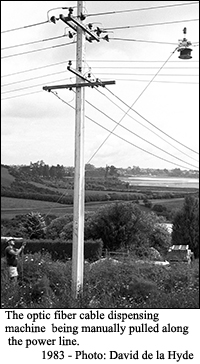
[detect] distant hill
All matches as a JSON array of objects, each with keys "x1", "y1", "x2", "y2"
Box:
[{"x1": 1, "y1": 166, "x2": 15, "y2": 187}]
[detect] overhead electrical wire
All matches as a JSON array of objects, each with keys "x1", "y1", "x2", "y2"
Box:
[
  {"x1": 49, "y1": 90, "x2": 198, "y2": 171},
  {"x1": 1, "y1": 90, "x2": 43, "y2": 101},
  {"x1": 1, "y1": 70, "x2": 71, "y2": 88},
  {"x1": 1, "y1": 60, "x2": 68, "y2": 78},
  {"x1": 1, "y1": 2, "x2": 198, "y2": 33},
  {"x1": 1, "y1": 41, "x2": 76, "y2": 59},
  {"x1": 110, "y1": 38, "x2": 178, "y2": 45},
  {"x1": 86, "y1": 48, "x2": 178, "y2": 163},
  {"x1": 104, "y1": 18, "x2": 199, "y2": 31},
  {"x1": 106, "y1": 87, "x2": 199, "y2": 155},
  {"x1": 89, "y1": 66, "x2": 199, "y2": 69},
  {"x1": 1, "y1": 4, "x2": 198, "y2": 166},
  {"x1": 93, "y1": 86, "x2": 198, "y2": 163},
  {"x1": 2, "y1": 71, "x2": 198, "y2": 88},
  {"x1": 1, "y1": 34, "x2": 67, "y2": 51},
  {"x1": 1, "y1": 77, "x2": 198, "y2": 98},
  {"x1": 85, "y1": 98, "x2": 198, "y2": 169},
  {"x1": 83, "y1": 60, "x2": 199, "y2": 62},
  {"x1": 86, "y1": 2, "x2": 199, "y2": 17},
  {"x1": 1, "y1": 76, "x2": 75, "y2": 96},
  {"x1": 95, "y1": 73, "x2": 198, "y2": 77},
  {"x1": 1, "y1": 61, "x2": 198, "y2": 79},
  {"x1": 100, "y1": 79, "x2": 198, "y2": 85},
  {"x1": 1, "y1": 20, "x2": 49, "y2": 34}
]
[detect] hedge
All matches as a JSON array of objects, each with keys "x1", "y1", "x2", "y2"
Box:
[{"x1": 1, "y1": 238, "x2": 103, "y2": 262}]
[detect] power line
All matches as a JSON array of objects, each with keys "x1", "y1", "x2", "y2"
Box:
[
  {"x1": 1, "y1": 20, "x2": 49, "y2": 34},
  {"x1": 1, "y1": 76, "x2": 75, "y2": 96},
  {"x1": 110, "y1": 38, "x2": 178, "y2": 45},
  {"x1": 1, "y1": 41, "x2": 76, "y2": 59},
  {"x1": 89, "y1": 66, "x2": 199, "y2": 69},
  {"x1": 1, "y1": 90, "x2": 43, "y2": 101},
  {"x1": 95, "y1": 73, "x2": 199, "y2": 77},
  {"x1": 1, "y1": 70, "x2": 72, "y2": 88},
  {"x1": 1, "y1": 61, "x2": 68, "y2": 78},
  {"x1": 98, "y1": 78, "x2": 198, "y2": 85},
  {"x1": 87, "y1": 2, "x2": 199, "y2": 17},
  {"x1": 87, "y1": 48, "x2": 178, "y2": 163},
  {"x1": 1, "y1": 34, "x2": 66, "y2": 50},
  {"x1": 2, "y1": 72, "x2": 198, "y2": 88},
  {"x1": 83, "y1": 60, "x2": 199, "y2": 62},
  {"x1": 1, "y1": 61, "x2": 198, "y2": 78},
  {"x1": 1, "y1": 78, "x2": 198, "y2": 98},
  {"x1": 104, "y1": 18, "x2": 199, "y2": 31},
  {"x1": 93, "y1": 86, "x2": 199, "y2": 163},
  {"x1": 106, "y1": 87, "x2": 199, "y2": 155},
  {"x1": 50, "y1": 91, "x2": 198, "y2": 171},
  {"x1": 85, "y1": 98, "x2": 198, "y2": 169}
]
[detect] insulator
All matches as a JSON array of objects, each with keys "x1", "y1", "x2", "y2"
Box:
[
  {"x1": 96, "y1": 27, "x2": 102, "y2": 36},
  {"x1": 50, "y1": 16, "x2": 56, "y2": 24},
  {"x1": 103, "y1": 35, "x2": 109, "y2": 42},
  {"x1": 80, "y1": 13, "x2": 86, "y2": 21}
]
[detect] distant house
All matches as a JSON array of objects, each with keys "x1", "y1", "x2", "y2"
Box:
[
  {"x1": 155, "y1": 223, "x2": 173, "y2": 234},
  {"x1": 166, "y1": 245, "x2": 194, "y2": 264}
]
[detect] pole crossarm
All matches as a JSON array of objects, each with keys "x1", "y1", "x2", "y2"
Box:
[
  {"x1": 43, "y1": 80, "x2": 115, "y2": 91},
  {"x1": 60, "y1": 14, "x2": 100, "y2": 42},
  {"x1": 67, "y1": 65, "x2": 90, "y2": 81}
]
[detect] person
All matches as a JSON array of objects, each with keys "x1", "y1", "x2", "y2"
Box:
[{"x1": 5, "y1": 238, "x2": 26, "y2": 283}]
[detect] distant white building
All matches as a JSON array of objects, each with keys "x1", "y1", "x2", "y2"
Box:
[{"x1": 156, "y1": 223, "x2": 173, "y2": 234}]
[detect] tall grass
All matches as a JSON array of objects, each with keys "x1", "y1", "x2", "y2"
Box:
[{"x1": 1, "y1": 253, "x2": 199, "y2": 309}]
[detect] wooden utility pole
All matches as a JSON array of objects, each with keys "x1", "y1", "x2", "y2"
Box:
[
  {"x1": 72, "y1": 0, "x2": 85, "y2": 299},
  {"x1": 43, "y1": 0, "x2": 115, "y2": 299}
]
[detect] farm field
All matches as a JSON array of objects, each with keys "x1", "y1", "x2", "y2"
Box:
[
  {"x1": 1, "y1": 196, "x2": 186, "y2": 219},
  {"x1": 150, "y1": 197, "x2": 185, "y2": 209},
  {"x1": 1, "y1": 196, "x2": 118, "y2": 218}
]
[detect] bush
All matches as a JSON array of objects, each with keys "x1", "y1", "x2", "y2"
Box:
[
  {"x1": 21, "y1": 212, "x2": 47, "y2": 239},
  {"x1": 172, "y1": 196, "x2": 199, "y2": 258},
  {"x1": 152, "y1": 204, "x2": 167, "y2": 212},
  {"x1": 46, "y1": 215, "x2": 73, "y2": 239},
  {"x1": 1, "y1": 238, "x2": 103, "y2": 262},
  {"x1": 1, "y1": 254, "x2": 199, "y2": 309}
]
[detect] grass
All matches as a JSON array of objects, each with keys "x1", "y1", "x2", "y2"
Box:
[
  {"x1": 1, "y1": 252, "x2": 199, "y2": 309},
  {"x1": 1, "y1": 195, "x2": 186, "y2": 220},
  {"x1": 1, "y1": 197, "x2": 70, "y2": 219},
  {"x1": 1, "y1": 167, "x2": 15, "y2": 187}
]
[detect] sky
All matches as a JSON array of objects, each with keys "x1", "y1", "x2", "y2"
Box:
[{"x1": 1, "y1": 1, "x2": 199, "y2": 170}]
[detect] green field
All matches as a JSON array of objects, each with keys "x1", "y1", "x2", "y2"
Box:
[
  {"x1": 1, "y1": 166, "x2": 197, "y2": 219},
  {"x1": 1, "y1": 195, "x2": 186, "y2": 219},
  {"x1": 1, "y1": 196, "x2": 119, "y2": 218},
  {"x1": 1, "y1": 167, "x2": 15, "y2": 186}
]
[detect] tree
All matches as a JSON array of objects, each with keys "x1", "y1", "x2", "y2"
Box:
[
  {"x1": 84, "y1": 202, "x2": 171, "y2": 255},
  {"x1": 21, "y1": 212, "x2": 47, "y2": 239},
  {"x1": 85, "y1": 202, "x2": 140, "y2": 251},
  {"x1": 172, "y1": 196, "x2": 199, "y2": 257}
]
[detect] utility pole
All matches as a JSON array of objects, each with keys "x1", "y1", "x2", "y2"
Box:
[
  {"x1": 43, "y1": 0, "x2": 115, "y2": 299},
  {"x1": 72, "y1": 0, "x2": 85, "y2": 299}
]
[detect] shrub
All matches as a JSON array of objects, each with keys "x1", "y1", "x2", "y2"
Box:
[
  {"x1": 1, "y1": 254, "x2": 199, "y2": 309},
  {"x1": 172, "y1": 196, "x2": 199, "y2": 258},
  {"x1": 152, "y1": 204, "x2": 167, "y2": 212},
  {"x1": 21, "y1": 212, "x2": 47, "y2": 239},
  {"x1": 46, "y1": 215, "x2": 73, "y2": 239}
]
